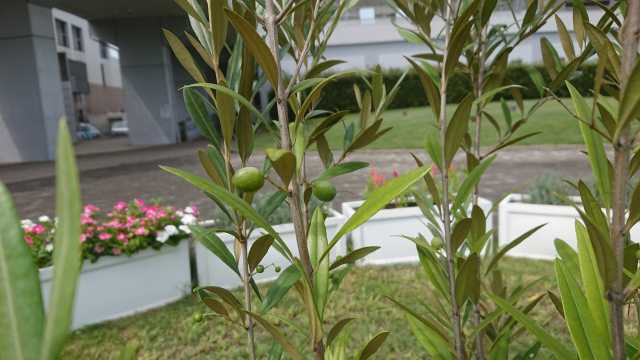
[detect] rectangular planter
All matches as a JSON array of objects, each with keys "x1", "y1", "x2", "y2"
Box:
[
  {"x1": 342, "y1": 197, "x2": 493, "y2": 265},
  {"x1": 498, "y1": 194, "x2": 640, "y2": 259},
  {"x1": 195, "y1": 209, "x2": 347, "y2": 289},
  {"x1": 40, "y1": 240, "x2": 191, "y2": 329}
]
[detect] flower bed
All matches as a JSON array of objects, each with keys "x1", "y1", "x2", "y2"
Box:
[
  {"x1": 498, "y1": 194, "x2": 640, "y2": 259},
  {"x1": 195, "y1": 209, "x2": 346, "y2": 289},
  {"x1": 24, "y1": 199, "x2": 197, "y2": 328},
  {"x1": 343, "y1": 197, "x2": 493, "y2": 265}
]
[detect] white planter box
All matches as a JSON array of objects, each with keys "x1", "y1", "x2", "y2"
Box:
[
  {"x1": 40, "y1": 241, "x2": 191, "y2": 329},
  {"x1": 498, "y1": 194, "x2": 640, "y2": 259},
  {"x1": 342, "y1": 198, "x2": 493, "y2": 265},
  {"x1": 195, "y1": 209, "x2": 347, "y2": 289}
]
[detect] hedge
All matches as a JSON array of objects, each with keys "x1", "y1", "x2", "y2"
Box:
[{"x1": 311, "y1": 63, "x2": 597, "y2": 113}]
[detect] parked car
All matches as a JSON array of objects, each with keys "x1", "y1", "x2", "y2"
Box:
[
  {"x1": 110, "y1": 119, "x2": 129, "y2": 136},
  {"x1": 76, "y1": 123, "x2": 101, "y2": 140}
]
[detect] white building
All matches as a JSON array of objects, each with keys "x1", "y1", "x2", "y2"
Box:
[{"x1": 51, "y1": 9, "x2": 123, "y2": 132}]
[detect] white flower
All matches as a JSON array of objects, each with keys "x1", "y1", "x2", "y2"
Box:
[
  {"x1": 176, "y1": 210, "x2": 184, "y2": 217},
  {"x1": 21, "y1": 219, "x2": 34, "y2": 227},
  {"x1": 156, "y1": 231, "x2": 170, "y2": 243},
  {"x1": 179, "y1": 225, "x2": 191, "y2": 234},
  {"x1": 181, "y1": 214, "x2": 196, "y2": 225},
  {"x1": 38, "y1": 215, "x2": 51, "y2": 222},
  {"x1": 185, "y1": 206, "x2": 195, "y2": 214},
  {"x1": 164, "y1": 224, "x2": 178, "y2": 236},
  {"x1": 45, "y1": 243, "x2": 54, "y2": 252}
]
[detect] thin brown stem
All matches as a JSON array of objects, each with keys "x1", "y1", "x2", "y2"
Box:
[
  {"x1": 471, "y1": 13, "x2": 487, "y2": 359},
  {"x1": 610, "y1": 2, "x2": 640, "y2": 358},
  {"x1": 439, "y1": 1, "x2": 465, "y2": 358},
  {"x1": 239, "y1": 233, "x2": 256, "y2": 360},
  {"x1": 264, "y1": 0, "x2": 314, "y2": 279}
]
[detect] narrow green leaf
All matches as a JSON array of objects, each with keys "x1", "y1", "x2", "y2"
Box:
[
  {"x1": 444, "y1": 96, "x2": 473, "y2": 166},
  {"x1": 225, "y1": 9, "x2": 279, "y2": 88},
  {"x1": 246, "y1": 311, "x2": 304, "y2": 360},
  {"x1": 248, "y1": 234, "x2": 274, "y2": 272},
  {"x1": 326, "y1": 318, "x2": 355, "y2": 348},
  {"x1": 162, "y1": 29, "x2": 204, "y2": 83},
  {"x1": 183, "y1": 83, "x2": 272, "y2": 133},
  {"x1": 555, "y1": 15, "x2": 575, "y2": 60},
  {"x1": 489, "y1": 293, "x2": 576, "y2": 359},
  {"x1": 575, "y1": 221, "x2": 610, "y2": 347},
  {"x1": 617, "y1": 60, "x2": 640, "y2": 141},
  {"x1": 265, "y1": 148, "x2": 295, "y2": 187},
  {"x1": 322, "y1": 167, "x2": 430, "y2": 262},
  {"x1": 451, "y1": 155, "x2": 496, "y2": 213},
  {"x1": 357, "y1": 331, "x2": 390, "y2": 360},
  {"x1": 41, "y1": 120, "x2": 82, "y2": 360},
  {"x1": 316, "y1": 161, "x2": 368, "y2": 181},
  {"x1": 184, "y1": 88, "x2": 220, "y2": 147},
  {"x1": 309, "y1": 209, "x2": 329, "y2": 317},
  {"x1": 485, "y1": 224, "x2": 546, "y2": 274},
  {"x1": 455, "y1": 254, "x2": 480, "y2": 305},
  {"x1": 0, "y1": 183, "x2": 45, "y2": 360},
  {"x1": 567, "y1": 81, "x2": 611, "y2": 206},
  {"x1": 555, "y1": 260, "x2": 608, "y2": 359},
  {"x1": 260, "y1": 265, "x2": 301, "y2": 314},
  {"x1": 191, "y1": 225, "x2": 239, "y2": 276},
  {"x1": 161, "y1": 167, "x2": 293, "y2": 261},
  {"x1": 329, "y1": 247, "x2": 380, "y2": 270}
]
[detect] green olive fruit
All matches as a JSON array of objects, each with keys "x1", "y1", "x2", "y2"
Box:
[
  {"x1": 256, "y1": 264, "x2": 265, "y2": 273},
  {"x1": 312, "y1": 180, "x2": 337, "y2": 202},
  {"x1": 232, "y1": 167, "x2": 264, "y2": 193},
  {"x1": 193, "y1": 312, "x2": 203, "y2": 323},
  {"x1": 274, "y1": 265, "x2": 281, "y2": 273},
  {"x1": 431, "y1": 237, "x2": 444, "y2": 250}
]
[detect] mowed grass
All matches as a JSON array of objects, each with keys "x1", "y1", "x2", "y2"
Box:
[
  {"x1": 63, "y1": 257, "x2": 569, "y2": 359},
  {"x1": 255, "y1": 98, "x2": 583, "y2": 150}
]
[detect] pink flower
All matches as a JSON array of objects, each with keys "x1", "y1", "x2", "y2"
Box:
[
  {"x1": 98, "y1": 233, "x2": 112, "y2": 241},
  {"x1": 392, "y1": 167, "x2": 399, "y2": 178},
  {"x1": 114, "y1": 201, "x2": 128, "y2": 211},
  {"x1": 134, "y1": 198, "x2": 145, "y2": 208},
  {"x1": 24, "y1": 236, "x2": 33, "y2": 246},
  {"x1": 81, "y1": 214, "x2": 95, "y2": 225},
  {"x1": 111, "y1": 248, "x2": 122, "y2": 256},
  {"x1": 156, "y1": 209, "x2": 167, "y2": 218},
  {"x1": 31, "y1": 224, "x2": 46, "y2": 235},
  {"x1": 370, "y1": 167, "x2": 385, "y2": 187},
  {"x1": 80, "y1": 234, "x2": 88, "y2": 243},
  {"x1": 134, "y1": 227, "x2": 148, "y2": 236},
  {"x1": 83, "y1": 204, "x2": 100, "y2": 214},
  {"x1": 94, "y1": 244, "x2": 104, "y2": 254},
  {"x1": 116, "y1": 233, "x2": 128, "y2": 242}
]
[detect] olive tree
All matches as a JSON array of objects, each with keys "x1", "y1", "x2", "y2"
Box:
[{"x1": 162, "y1": 0, "x2": 423, "y2": 358}]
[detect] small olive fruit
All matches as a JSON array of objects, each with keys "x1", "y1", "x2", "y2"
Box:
[
  {"x1": 274, "y1": 265, "x2": 282, "y2": 273},
  {"x1": 256, "y1": 265, "x2": 265, "y2": 273},
  {"x1": 312, "y1": 180, "x2": 337, "y2": 202},
  {"x1": 232, "y1": 167, "x2": 264, "y2": 193},
  {"x1": 431, "y1": 237, "x2": 444, "y2": 250},
  {"x1": 193, "y1": 312, "x2": 204, "y2": 323}
]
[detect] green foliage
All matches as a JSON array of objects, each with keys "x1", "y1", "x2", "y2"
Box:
[
  {"x1": 525, "y1": 174, "x2": 572, "y2": 205},
  {"x1": 296, "y1": 64, "x2": 599, "y2": 114},
  {"x1": 0, "y1": 119, "x2": 85, "y2": 360}
]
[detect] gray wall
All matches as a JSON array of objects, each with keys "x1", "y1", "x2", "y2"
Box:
[{"x1": 0, "y1": 0, "x2": 66, "y2": 163}]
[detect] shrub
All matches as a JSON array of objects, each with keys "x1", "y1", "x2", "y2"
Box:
[
  {"x1": 311, "y1": 64, "x2": 597, "y2": 113},
  {"x1": 524, "y1": 174, "x2": 572, "y2": 205},
  {"x1": 21, "y1": 199, "x2": 196, "y2": 267}
]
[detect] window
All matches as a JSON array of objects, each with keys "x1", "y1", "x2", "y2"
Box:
[
  {"x1": 72, "y1": 25, "x2": 83, "y2": 51},
  {"x1": 55, "y1": 19, "x2": 68, "y2": 47},
  {"x1": 100, "y1": 41, "x2": 109, "y2": 59}
]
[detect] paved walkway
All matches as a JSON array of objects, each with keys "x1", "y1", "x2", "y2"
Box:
[{"x1": 1, "y1": 139, "x2": 593, "y2": 219}]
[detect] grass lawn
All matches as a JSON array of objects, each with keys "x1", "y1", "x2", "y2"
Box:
[
  {"x1": 254, "y1": 98, "x2": 584, "y2": 150},
  {"x1": 63, "y1": 257, "x2": 569, "y2": 359}
]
